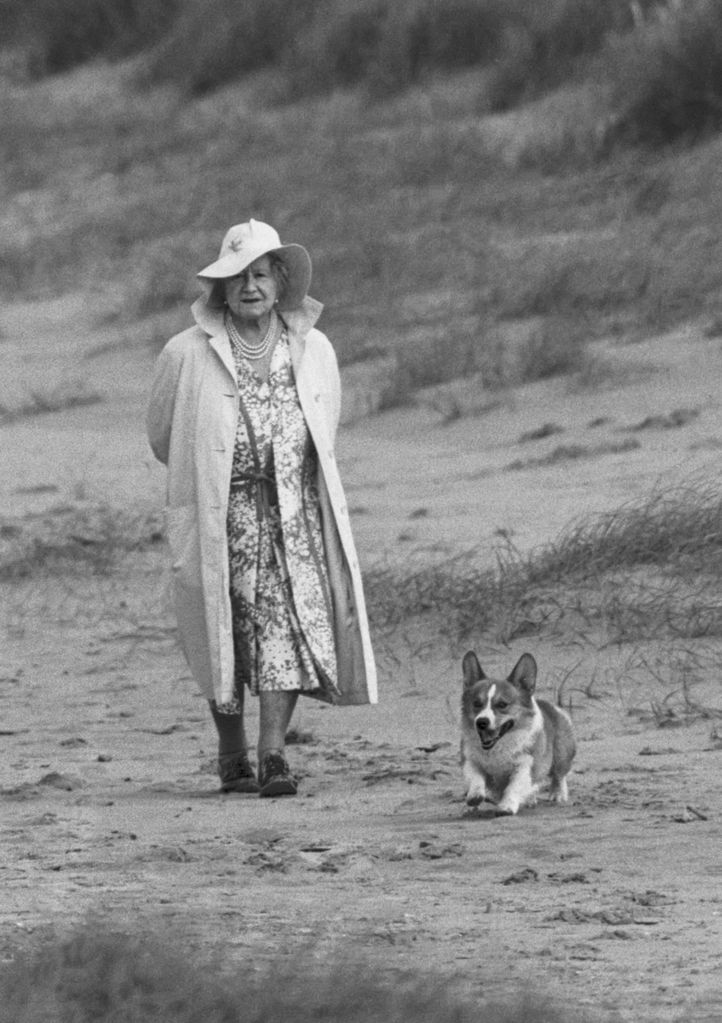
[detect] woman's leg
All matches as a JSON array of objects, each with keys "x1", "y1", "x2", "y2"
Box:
[
  {"x1": 257, "y1": 690, "x2": 299, "y2": 796},
  {"x1": 210, "y1": 692, "x2": 259, "y2": 793},
  {"x1": 257, "y1": 690, "x2": 298, "y2": 758},
  {"x1": 210, "y1": 697, "x2": 248, "y2": 757}
]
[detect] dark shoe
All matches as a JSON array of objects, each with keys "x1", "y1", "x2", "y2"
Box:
[
  {"x1": 258, "y1": 751, "x2": 298, "y2": 798},
  {"x1": 218, "y1": 752, "x2": 260, "y2": 794}
]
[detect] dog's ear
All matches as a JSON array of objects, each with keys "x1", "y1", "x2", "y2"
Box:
[
  {"x1": 462, "y1": 651, "x2": 485, "y2": 687},
  {"x1": 508, "y1": 653, "x2": 537, "y2": 694}
]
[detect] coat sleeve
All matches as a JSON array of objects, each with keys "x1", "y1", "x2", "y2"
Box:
[
  {"x1": 321, "y1": 333, "x2": 342, "y2": 444},
  {"x1": 146, "y1": 342, "x2": 183, "y2": 466}
]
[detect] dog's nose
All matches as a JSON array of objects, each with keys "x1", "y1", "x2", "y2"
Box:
[{"x1": 476, "y1": 717, "x2": 490, "y2": 732}]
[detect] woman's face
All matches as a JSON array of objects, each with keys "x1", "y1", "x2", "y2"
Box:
[{"x1": 224, "y1": 255, "x2": 279, "y2": 325}]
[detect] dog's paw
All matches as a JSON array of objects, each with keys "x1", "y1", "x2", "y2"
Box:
[
  {"x1": 465, "y1": 792, "x2": 486, "y2": 807},
  {"x1": 550, "y1": 779, "x2": 570, "y2": 804},
  {"x1": 495, "y1": 800, "x2": 519, "y2": 816}
]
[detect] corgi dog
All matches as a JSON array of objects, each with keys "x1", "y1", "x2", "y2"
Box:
[{"x1": 460, "y1": 651, "x2": 576, "y2": 816}]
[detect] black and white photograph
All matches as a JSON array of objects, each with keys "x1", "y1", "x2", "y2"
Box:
[{"x1": 1, "y1": 3, "x2": 721, "y2": 1021}]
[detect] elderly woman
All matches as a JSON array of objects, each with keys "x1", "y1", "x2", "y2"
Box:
[{"x1": 147, "y1": 219, "x2": 377, "y2": 797}]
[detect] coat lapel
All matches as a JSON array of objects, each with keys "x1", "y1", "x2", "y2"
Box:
[{"x1": 192, "y1": 297, "x2": 237, "y2": 384}]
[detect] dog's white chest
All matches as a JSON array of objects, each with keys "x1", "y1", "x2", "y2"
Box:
[
  {"x1": 473, "y1": 707, "x2": 543, "y2": 775},
  {"x1": 479, "y1": 741, "x2": 526, "y2": 775}
]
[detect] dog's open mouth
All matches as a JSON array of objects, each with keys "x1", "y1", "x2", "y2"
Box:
[{"x1": 478, "y1": 719, "x2": 514, "y2": 750}]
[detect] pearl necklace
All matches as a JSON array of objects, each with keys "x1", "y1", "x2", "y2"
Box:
[{"x1": 225, "y1": 309, "x2": 277, "y2": 360}]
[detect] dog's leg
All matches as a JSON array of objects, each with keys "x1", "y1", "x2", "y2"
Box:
[
  {"x1": 549, "y1": 775, "x2": 569, "y2": 804},
  {"x1": 462, "y1": 760, "x2": 488, "y2": 806},
  {"x1": 496, "y1": 756, "x2": 536, "y2": 816}
]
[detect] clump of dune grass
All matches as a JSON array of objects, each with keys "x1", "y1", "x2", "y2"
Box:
[
  {"x1": 483, "y1": 0, "x2": 643, "y2": 112},
  {"x1": 3, "y1": 0, "x2": 647, "y2": 107},
  {"x1": 4, "y1": 0, "x2": 177, "y2": 78},
  {"x1": 367, "y1": 550, "x2": 499, "y2": 638},
  {"x1": 0, "y1": 924, "x2": 584, "y2": 1023},
  {"x1": 0, "y1": 927, "x2": 238, "y2": 1023},
  {"x1": 504, "y1": 438, "x2": 641, "y2": 472},
  {"x1": 366, "y1": 482, "x2": 722, "y2": 644},
  {"x1": 522, "y1": 482, "x2": 722, "y2": 584},
  {"x1": 0, "y1": 382, "x2": 104, "y2": 424},
  {"x1": 137, "y1": 0, "x2": 646, "y2": 104},
  {"x1": 600, "y1": 0, "x2": 722, "y2": 147},
  {"x1": 0, "y1": 923, "x2": 585, "y2": 1023},
  {"x1": 0, "y1": 504, "x2": 163, "y2": 580},
  {"x1": 482, "y1": 316, "x2": 591, "y2": 389},
  {"x1": 139, "y1": 0, "x2": 314, "y2": 97}
]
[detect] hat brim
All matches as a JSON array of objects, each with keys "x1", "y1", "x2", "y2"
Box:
[{"x1": 197, "y1": 242, "x2": 312, "y2": 312}]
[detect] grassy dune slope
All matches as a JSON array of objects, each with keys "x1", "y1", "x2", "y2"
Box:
[
  {"x1": 3, "y1": 65, "x2": 722, "y2": 404},
  {"x1": 2, "y1": 0, "x2": 722, "y2": 411}
]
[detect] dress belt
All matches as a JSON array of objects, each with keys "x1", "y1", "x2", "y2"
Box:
[{"x1": 229, "y1": 469, "x2": 278, "y2": 523}]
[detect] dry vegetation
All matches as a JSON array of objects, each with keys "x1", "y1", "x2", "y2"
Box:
[
  {"x1": 4, "y1": 482, "x2": 721, "y2": 656},
  {"x1": 0, "y1": 504, "x2": 163, "y2": 580},
  {"x1": 0, "y1": 381, "x2": 104, "y2": 424},
  {"x1": 365, "y1": 482, "x2": 722, "y2": 647},
  {"x1": 0, "y1": 924, "x2": 577, "y2": 1023},
  {"x1": 2, "y1": 1, "x2": 722, "y2": 409}
]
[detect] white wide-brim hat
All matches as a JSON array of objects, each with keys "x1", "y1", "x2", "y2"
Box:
[{"x1": 197, "y1": 219, "x2": 312, "y2": 311}]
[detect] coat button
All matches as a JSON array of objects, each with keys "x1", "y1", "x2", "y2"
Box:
[{"x1": 314, "y1": 393, "x2": 321, "y2": 402}]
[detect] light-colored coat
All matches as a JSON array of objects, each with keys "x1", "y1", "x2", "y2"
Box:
[{"x1": 146, "y1": 295, "x2": 377, "y2": 708}]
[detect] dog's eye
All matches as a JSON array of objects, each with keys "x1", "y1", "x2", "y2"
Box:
[
  {"x1": 472, "y1": 699, "x2": 484, "y2": 710},
  {"x1": 495, "y1": 701, "x2": 508, "y2": 711}
]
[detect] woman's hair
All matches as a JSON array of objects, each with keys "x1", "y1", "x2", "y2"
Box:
[
  {"x1": 267, "y1": 252, "x2": 289, "y2": 302},
  {"x1": 205, "y1": 251, "x2": 290, "y2": 309}
]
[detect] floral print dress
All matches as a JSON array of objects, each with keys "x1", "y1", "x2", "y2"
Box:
[{"x1": 220, "y1": 331, "x2": 339, "y2": 713}]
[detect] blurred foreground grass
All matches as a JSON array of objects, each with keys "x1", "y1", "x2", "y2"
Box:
[{"x1": 0, "y1": 922, "x2": 589, "y2": 1023}]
